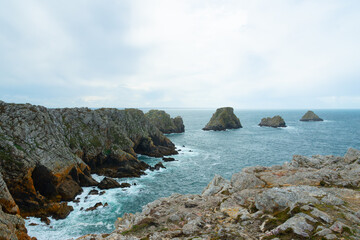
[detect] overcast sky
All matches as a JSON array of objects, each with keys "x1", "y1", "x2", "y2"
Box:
[{"x1": 0, "y1": 0, "x2": 360, "y2": 109}]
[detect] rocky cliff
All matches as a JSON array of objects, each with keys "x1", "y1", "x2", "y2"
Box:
[
  {"x1": 79, "y1": 148, "x2": 360, "y2": 240},
  {"x1": 259, "y1": 115, "x2": 286, "y2": 128},
  {"x1": 145, "y1": 110, "x2": 185, "y2": 134},
  {"x1": 0, "y1": 101, "x2": 177, "y2": 224},
  {"x1": 300, "y1": 110, "x2": 323, "y2": 121},
  {"x1": 203, "y1": 107, "x2": 242, "y2": 131}
]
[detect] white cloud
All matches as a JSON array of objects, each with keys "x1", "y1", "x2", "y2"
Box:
[{"x1": 0, "y1": 0, "x2": 359, "y2": 108}]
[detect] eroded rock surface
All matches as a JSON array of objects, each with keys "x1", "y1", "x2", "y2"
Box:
[
  {"x1": 145, "y1": 110, "x2": 185, "y2": 134},
  {"x1": 300, "y1": 110, "x2": 323, "y2": 121},
  {"x1": 203, "y1": 107, "x2": 242, "y2": 131},
  {"x1": 0, "y1": 101, "x2": 177, "y2": 232},
  {"x1": 78, "y1": 148, "x2": 360, "y2": 240},
  {"x1": 259, "y1": 115, "x2": 286, "y2": 128}
]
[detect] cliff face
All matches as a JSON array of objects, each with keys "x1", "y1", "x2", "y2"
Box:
[
  {"x1": 203, "y1": 107, "x2": 242, "y2": 131},
  {"x1": 145, "y1": 110, "x2": 185, "y2": 134},
  {"x1": 79, "y1": 148, "x2": 360, "y2": 240},
  {"x1": 0, "y1": 101, "x2": 177, "y2": 222}
]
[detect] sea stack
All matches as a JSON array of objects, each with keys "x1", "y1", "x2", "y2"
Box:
[
  {"x1": 259, "y1": 115, "x2": 286, "y2": 128},
  {"x1": 145, "y1": 110, "x2": 185, "y2": 134},
  {"x1": 203, "y1": 107, "x2": 242, "y2": 131},
  {"x1": 300, "y1": 110, "x2": 323, "y2": 121}
]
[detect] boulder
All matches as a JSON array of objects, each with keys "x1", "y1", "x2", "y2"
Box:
[
  {"x1": 145, "y1": 110, "x2": 185, "y2": 134},
  {"x1": 202, "y1": 107, "x2": 242, "y2": 131},
  {"x1": 98, "y1": 177, "x2": 121, "y2": 190},
  {"x1": 259, "y1": 115, "x2": 286, "y2": 128},
  {"x1": 162, "y1": 157, "x2": 176, "y2": 162},
  {"x1": 300, "y1": 110, "x2": 323, "y2": 121}
]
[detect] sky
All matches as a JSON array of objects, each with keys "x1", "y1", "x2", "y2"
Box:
[{"x1": 0, "y1": 0, "x2": 360, "y2": 109}]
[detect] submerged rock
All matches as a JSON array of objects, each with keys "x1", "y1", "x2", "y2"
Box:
[
  {"x1": 202, "y1": 107, "x2": 242, "y2": 131},
  {"x1": 259, "y1": 115, "x2": 286, "y2": 128},
  {"x1": 145, "y1": 110, "x2": 185, "y2": 134},
  {"x1": 300, "y1": 110, "x2": 323, "y2": 121}
]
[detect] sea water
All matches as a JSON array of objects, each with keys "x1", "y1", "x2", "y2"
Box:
[{"x1": 25, "y1": 109, "x2": 360, "y2": 239}]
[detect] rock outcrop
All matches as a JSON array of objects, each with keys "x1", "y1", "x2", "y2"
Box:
[
  {"x1": 0, "y1": 101, "x2": 177, "y2": 224},
  {"x1": 300, "y1": 110, "x2": 324, "y2": 121},
  {"x1": 145, "y1": 110, "x2": 185, "y2": 134},
  {"x1": 78, "y1": 148, "x2": 360, "y2": 240},
  {"x1": 259, "y1": 115, "x2": 286, "y2": 128},
  {"x1": 202, "y1": 107, "x2": 242, "y2": 131}
]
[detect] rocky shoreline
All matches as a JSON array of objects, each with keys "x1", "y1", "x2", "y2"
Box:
[
  {"x1": 79, "y1": 148, "x2": 360, "y2": 240},
  {"x1": 0, "y1": 101, "x2": 179, "y2": 239}
]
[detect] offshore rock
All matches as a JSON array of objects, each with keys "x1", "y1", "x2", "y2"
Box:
[
  {"x1": 202, "y1": 107, "x2": 242, "y2": 131},
  {"x1": 259, "y1": 115, "x2": 286, "y2": 128},
  {"x1": 78, "y1": 148, "x2": 360, "y2": 240},
  {"x1": 300, "y1": 110, "x2": 323, "y2": 121},
  {"x1": 145, "y1": 110, "x2": 185, "y2": 134},
  {"x1": 0, "y1": 101, "x2": 177, "y2": 223},
  {"x1": 98, "y1": 177, "x2": 121, "y2": 190}
]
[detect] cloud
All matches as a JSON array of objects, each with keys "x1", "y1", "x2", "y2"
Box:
[{"x1": 0, "y1": 0, "x2": 359, "y2": 108}]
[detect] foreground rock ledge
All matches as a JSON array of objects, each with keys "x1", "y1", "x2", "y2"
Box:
[
  {"x1": 78, "y1": 148, "x2": 360, "y2": 240},
  {"x1": 203, "y1": 107, "x2": 242, "y2": 131}
]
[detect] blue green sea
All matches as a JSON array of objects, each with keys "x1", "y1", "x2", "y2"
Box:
[{"x1": 25, "y1": 109, "x2": 360, "y2": 239}]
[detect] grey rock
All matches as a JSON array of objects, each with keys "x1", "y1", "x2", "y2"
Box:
[
  {"x1": 344, "y1": 147, "x2": 360, "y2": 163},
  {"x1": 316, "y1": 228, "x2": 332, "y2": 236},
  {"x1": 270, "y1": 213, "x2": 315, "y2": 237},
  {"x1": 311, "y1": 208, "x2": 333, "y2": 223},
  {"x1": 230, "y1": 172, "x2": 265, "y2": 192},
  {"x1": 202, "y1": 174, "x2": 230, "y2": 196},
  {"x1": 329, "y1": 221, "x2": 349, "y2": 233},
  {"x1": 145, "y1": 110, "x2": 185, "y2": 134}
]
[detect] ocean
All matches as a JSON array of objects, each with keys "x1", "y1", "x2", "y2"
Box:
[{"x1": 25, "y1": 109, "x2": 360, "y2": 239}]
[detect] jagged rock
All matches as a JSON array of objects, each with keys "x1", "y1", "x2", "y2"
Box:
[
  {"x1": 145, "y1": 110, "x2": 185, "y2": 134},
  {"x1": 40, "y1": 216, "x2": 50, "y2": 225},
  {"x1": 231, "y1": 172, "x2": 265, "y2": 191},
  {"x1": 202, "y1": 107, "x2": 242, "y2": 131},
  {"x1": 162, "y1": 157, "x2": 176, "y2": 162},
  {"x1": 88, "y1": 190, "x2": 99, "y2": 195},
  {"x1": 300, "y1": 110, "x2": 323, "y2": 121},
  {"x1": 202, "y1": 174, "x2": 230, "y2": 196},
  {"x1": 0, "y1": 100, "x2": 178, "y2": 225},
  {"x1": 0, "y1": 207, "x2": 31, "y2": 240},
  {"x1": 269, "y1": 213, "x2": 316, "y2": 237},
  {"x1": 259, "y1": 115, "x2": 286, "y2": 128},
  {"x1": 98, "y1": 177, "x2": 121, "y2": 190},
  {"x1": 120, "y1": 183, "x2": 131, "y2": 188},
  {"x1": 85, "y1": 202, "x2": 103, "y2": 212},
  {"x1": 150, "y1": 162, "x2": 166, "y2": 171}
]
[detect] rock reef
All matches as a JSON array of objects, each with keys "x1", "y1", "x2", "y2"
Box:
[
  {"x1": 78, "y1": 148, "x2": 360, "y2": 240},
  {"x1": 259, "y1": 115, "x2": 286, "y2": 128},
  {"x1": 145, "y1": 110, "x2": 185, "y2": 134},
  {"x1": 300, "y1": 110, "x2": 323, "y2": 121},
  {"x1": 203, "y1": 107, "x2": 242, "y2": 131},
  {"x1": 0, "y1": 101, "x2": 177, "y2": 225}
]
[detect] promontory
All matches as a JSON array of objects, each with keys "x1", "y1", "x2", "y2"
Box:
[
  {"x1": 300, "y1": 110, "x2": 324, "y2": 121},
  {"x1": 145, "y1": 110, "x2": 185, "y2": 134},
  {"x1": 259, "y1": 115, "x2": 286, "y2": 128},
  {"x1": 0, "y1": 100, "x2": 179, "y2": 239},
  {"x1": 203, "y1": 107, "x2": 242, "y2": 131}
]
